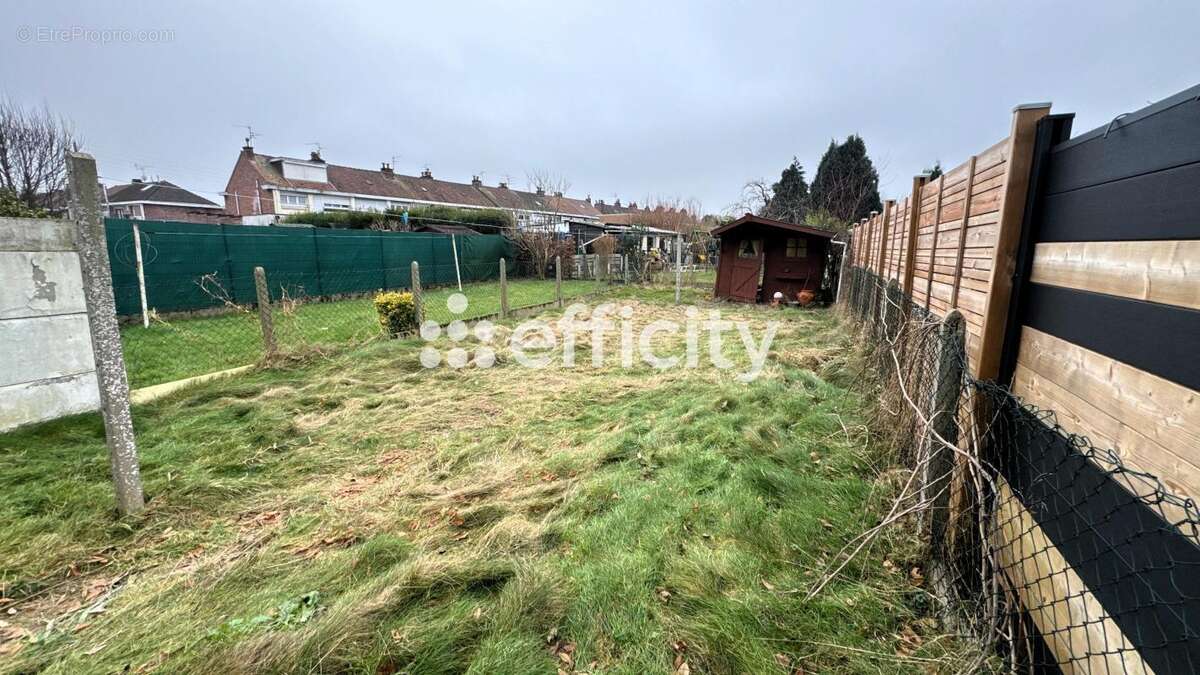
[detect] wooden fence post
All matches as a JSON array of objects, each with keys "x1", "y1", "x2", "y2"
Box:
[
  {"x1": 499, "y1": 258, "x2": 508, "y2": 318},
  {"x1": 902, "y1": 174, "x2": 929, "y2": 306},
  {"x1": 555, "y1": 255, "x2": 563, "y2": 307},
  {"x1": 975, "y1": 103, "x2": 1052, "y2": 380},
  {"x1": 876, "y1": 200, "x2": 894, "y2": 275},
  {"x1": 411, "y1": 261, "x2": 423, "y2": 323},
  {"x1": 925, "y1": 175, "x2": 945, "y2": 311},
  {"x1": 254, "y1": 266, "x2": 277, "y2": 354},
  {"x1": 949, "y1": 156, "x2": 978, "y2": 310},
  {"x1": 66, "y1": 151, "x2": 145, "y2": 516}
]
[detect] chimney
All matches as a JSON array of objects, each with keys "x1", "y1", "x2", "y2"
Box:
[
  {"x1": 471, "y1": 175, "x2": 482, "y2": 187},
  {"x1": 629, "y1": 201, "x2": 637, "y2": 209},
  {"x1": 536, "y1": 186, "x2": 545, "y2": 196},
  {"x1": 420, "y1": 168, "x2": 433, "y2": 179},
  {"x1": 381, "y1": 163, "x2": 393, "y2": 175},
  {"x1": 614, "y1": 198, "x2": 622, "y2": 208},
  {"x1": 309, "y1": 150, "x2": 324, "y2": 163},
  {"x1": 131, "y1": 178, "x2": 143, "y2": 184},
  {"x1": 241, "y1": 140, "x2": 255, "y2": 155},
  {"x1": 585, "y1": 195, "x2": 591, "y2": 205},
  {"x1": 553, "y1": 191, "x2": 563, "y2": 198},
  {"x1": 498, "y1": 181, "x2": 508, "y2": 189}
]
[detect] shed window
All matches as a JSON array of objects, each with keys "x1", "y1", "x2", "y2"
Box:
[
  {"x1": 785, "y1": 238, "x2": 806, "y2": 259},
  {"x1": 737, "y1": 239, "x2": 762, "y2": 259}
]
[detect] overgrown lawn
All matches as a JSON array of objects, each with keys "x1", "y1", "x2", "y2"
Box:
[{"x1": 1, "y1": 288, "x2": 963, "y2": 673}]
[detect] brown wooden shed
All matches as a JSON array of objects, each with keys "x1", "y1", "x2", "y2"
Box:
[{"x1": 711, "y1": 214, "x2": 835, "y2": 303}]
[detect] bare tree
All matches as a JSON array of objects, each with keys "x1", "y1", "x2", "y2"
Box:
[
  {"x1": 512, "y1": 230, "x2": 573, "y2": 279},
  {"x1": 0, "y1": 98, "x2": 78, "y2": 210},
  {"x1": 525, "y1": 169, "x2": 572, "y2": 234},
  {"x1": 727, "y1": 178, "x2": 772, "y2": 217}
]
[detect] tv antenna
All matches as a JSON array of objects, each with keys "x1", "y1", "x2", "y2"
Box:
[
  {"x1": 133, "y1": 163, "x2": 152, "y2": 181},
  {"x1": 306, "y1": 141, "x2": 323, "y2": 155},
  {"x1": 235, "y1": 124, "x2": 260, "y2": 147}
]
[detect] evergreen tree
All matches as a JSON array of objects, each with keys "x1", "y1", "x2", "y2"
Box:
[
  {"x1": 810, "y1": 135, "x2": 882, "y2": 226},
  {"x1": 761, "y1": 157, "x2": 809, "y2": 223},
  {"x1": 926, "y1": 161, "x2": 943, "y2": 179}
]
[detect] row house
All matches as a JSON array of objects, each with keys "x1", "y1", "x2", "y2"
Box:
[{"x1": 222, "y1": 144, "x2": 602, "y2": 232}]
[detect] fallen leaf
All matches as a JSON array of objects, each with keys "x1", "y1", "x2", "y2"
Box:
[
  {"x1": 674, "y1": 660, "x2": 691, "y2": 675},
  {"x1": 775, "y1": 652, "x2": 792, "y2": 668},
  {"x1": 84, "y1": 642, "x2": 106, "y2": 655},
  {"x1": 909, "y1": 567, "x2": 925, "y2": 586},
  {"x1": 761, "y1": 579, "x2": 776, "y2": 591}
]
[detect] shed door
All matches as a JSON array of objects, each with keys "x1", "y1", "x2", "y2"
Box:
[{"x1": 728, "y1": 238, "x2": 763, "y2": 302}]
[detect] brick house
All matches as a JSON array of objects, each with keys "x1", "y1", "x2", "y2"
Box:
[
  {"x1": 222, "y1": 143, "x2": 602, "y2": 232},
  {"x1": 104, "y1": 179, "x2": 228, "y2": 224}
]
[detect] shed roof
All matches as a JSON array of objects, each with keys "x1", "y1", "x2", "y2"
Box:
[{"x1": 711, "y1": 213, "x2": 836, "y2": 239}]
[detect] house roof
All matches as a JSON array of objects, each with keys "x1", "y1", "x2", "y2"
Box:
[
  {"x1": 710, "y1": 213, "x2": 836, "y2": 239},
  {"x1": 241, "y1": 150, "x2": 602, "y2": 218},
  {"x1": 106, "y1": 180, "x2": 220, "y2": 208}
]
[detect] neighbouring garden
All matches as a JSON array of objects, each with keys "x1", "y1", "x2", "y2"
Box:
[
  {"x1": 0, "y1": 286, "x2": 967, "y2": 673},
  {"x1": 120, "y1": 278, "x2": 607, "y2": 389}
]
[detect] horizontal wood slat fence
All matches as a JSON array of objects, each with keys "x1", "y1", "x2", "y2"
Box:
[{"x1": 841, "y1": 85, "x2": 1200, "y2": 674}]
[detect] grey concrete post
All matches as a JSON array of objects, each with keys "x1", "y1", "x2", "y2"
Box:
[
  {"x1": 883, "y1": 279, "x2": 901, "y2": 343},
  {"x1": 253, "y1": 266, "x2": 276, "y2": 354},
  {"x1": 923, "y1": 311, "x2": 965, "y2": 547},
  {"x1": 66, "y1": 152, "x2": 145, "y2": 516},
  {"x1": 410, "y1": 261, "x2": 423, "y2": 323},
  {"x1": 499, "y1": 258, "x2": 509, "y2": 318},
  {"x1": 674, "y1": 233, "x2": 683, "y2": 304},
  {"x1": 555, "y1": 256, "x2": 563, "y2": 308}
]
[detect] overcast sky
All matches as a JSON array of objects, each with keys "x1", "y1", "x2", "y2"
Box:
[{"x1": 3, "y1": 1, "x2": 1198, "y2": 214}]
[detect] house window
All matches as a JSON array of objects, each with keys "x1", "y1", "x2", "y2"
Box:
[
  {"x1": 737, "y1": 239, "x2": 762, "y2": 259},
  {"x1": 785, "y1": 238, "x2": 807, "y2": 258},
  {"x1": 322, "y1": 198, "x2": 350, "y2": 211},
  {"x1": 280, "y1": 192, "x2": 307, "y2": 209}
]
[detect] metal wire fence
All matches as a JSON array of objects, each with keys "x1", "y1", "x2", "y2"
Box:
[
  {"x1": 117, "y1": 258, "x2": 611, "y2": 390},
  {"x1": 837, "y1": 267, "x2": 1200, "y2": 673}
]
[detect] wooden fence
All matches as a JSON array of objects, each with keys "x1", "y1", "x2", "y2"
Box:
[{"x1": 844, "y1": 84, "x2": 1200, "y2": 673}]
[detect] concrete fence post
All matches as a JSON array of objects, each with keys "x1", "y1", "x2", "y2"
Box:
[
  {"x1": 555, "y1": 255, "x2": 563, "y2": 308},
  {"x1": 254, "y1": 266, "x2": 276, "y2": 354},
  {"x1": 66, "y1": 151, "x2": 145, "y2": 516},
  {"x1": 499, "y1": 258, "x2": 509, "y2": 318},
  {"x1": 883, "y1": 279, "x2": 901, "y2": 344},
  {"x1": 410, "y1": 261, "x2": 423, "y2": 323},
  {"x1": 674, "y1": 233, "x2": 683, "y2": 304},
  {"x1": 132, "y1": 222, "x2": 149, "y2": 328},
  {"x1": 923, "y1": 311, "x2": 965, "y2": 547}
]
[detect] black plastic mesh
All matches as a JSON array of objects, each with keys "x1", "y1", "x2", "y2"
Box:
[{"x1": 841, "y1": 266, "x2": 1200, "y2": 674}]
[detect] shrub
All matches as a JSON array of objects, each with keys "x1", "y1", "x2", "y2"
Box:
[{"x1": 374, "y1": 290, "x2": 418, "y2": 337}]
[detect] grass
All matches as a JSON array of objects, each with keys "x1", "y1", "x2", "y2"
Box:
[
  {"x1": 120, "y1": 278, "x2": 606, "y2": 389},
  {"x1": 1, "y1": 287, "x2": 966, "y2": 673}
]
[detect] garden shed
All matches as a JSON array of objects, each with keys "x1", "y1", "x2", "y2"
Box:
[{"x1": 712, "y1": 214, "x2": 835, "y2": 303}]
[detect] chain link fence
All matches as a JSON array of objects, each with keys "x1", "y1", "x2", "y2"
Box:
[
  {"x1": 117, "y1": 258, "x2": 612, "y2": 390},
  {"x1": 836, "y1": 267, "x2": 1200, "y2": 673}
]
